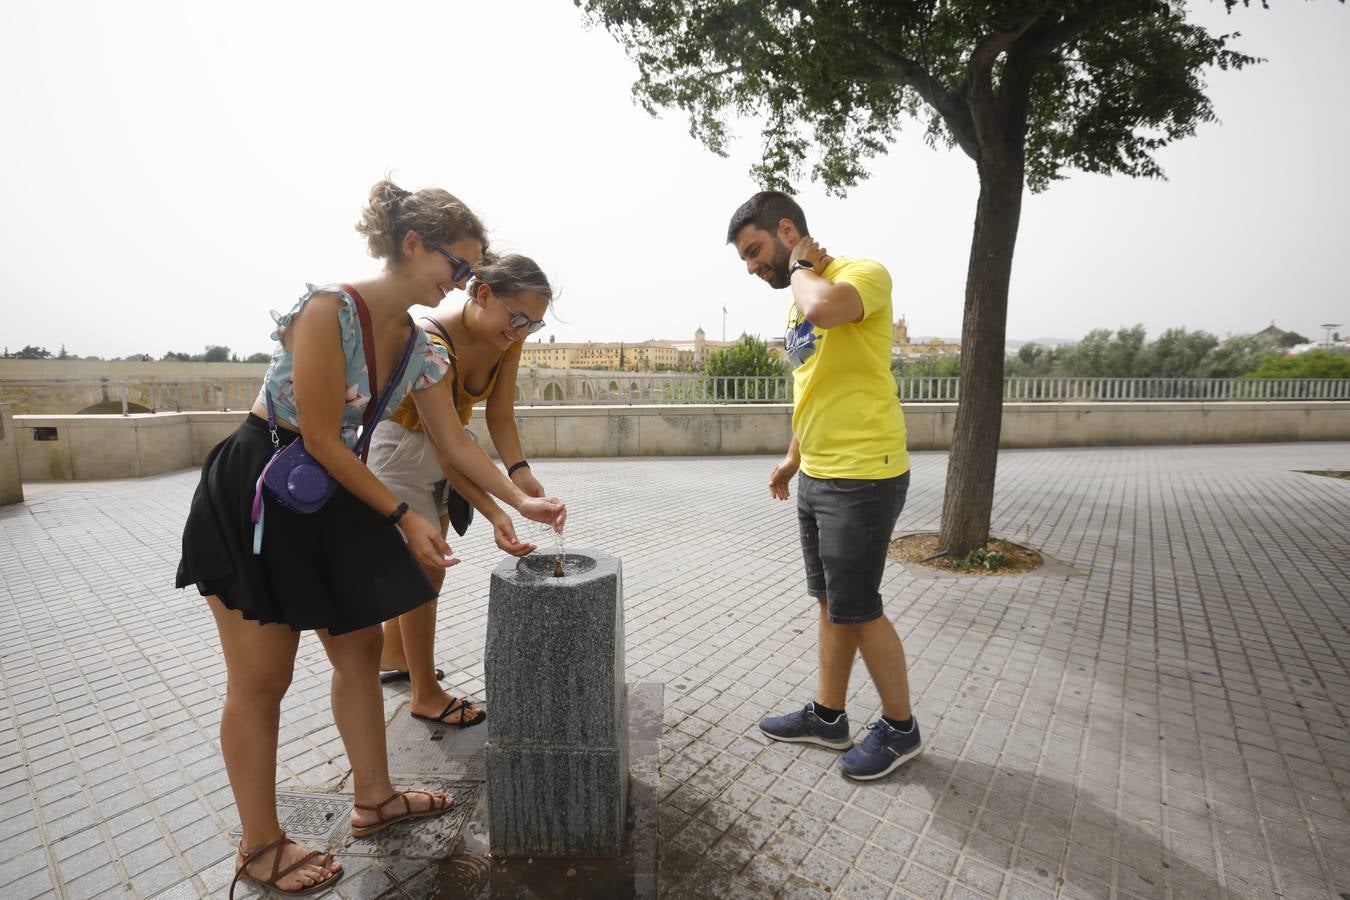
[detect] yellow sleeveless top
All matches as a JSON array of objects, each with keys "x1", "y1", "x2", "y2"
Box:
[{"x1": 387, "y1": 319, "x2": 522, "y2": 429}]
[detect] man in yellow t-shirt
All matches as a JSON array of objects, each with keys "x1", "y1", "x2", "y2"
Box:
[{"x1": 728, "y1": 190, "x2": 920, "y2": 781}]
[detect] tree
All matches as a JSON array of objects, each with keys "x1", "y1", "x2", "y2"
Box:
[
  {"x1": 1278, "y1": 331, "x2": 1309, "y2": 348},
  {"x1": 577, "y1": 0, "x2": 1270, "y2": 554},
  {"x1": 202, "y1": 345, "x2": 232, "y2": 363},
  {"x1": 1250, "y1": 349, "x2": 1350, "y2": 379},
  {"x1": 1137, "y1": 327, "x2": 1218, "y2": 376},
  {"x1": 1199, "y1": 333, "x2": 1278, "y2": 377},
  {"x1": 893, "y1": 352, "x2": 961, "y2": 378},
  {"x1": 162, "y1": 351, "x2": 193, "y2": 362},
  {"x1": 705, "y1": 335, "x2": 789, "y2": 378},
  {"x1": 13, "y1": 345, "x2": 52, "y2": 359},
  {"x1": 1059, "y1": 325, "x2": 1148, "y2": 377},
  {"x1": 245, "y1": 352, "x2": 272, "y2": 364}
]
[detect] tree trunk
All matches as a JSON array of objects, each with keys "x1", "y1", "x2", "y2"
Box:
[{"x1": 938, "y1": 152, "x2": 1025, "y2": 557}]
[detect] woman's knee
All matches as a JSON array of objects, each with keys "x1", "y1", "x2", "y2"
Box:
[
  {"x1": 324, "y1": 626, "x2": 384, "y2": 672},
  {"x1": 225, "y1": 666, "x2": 293, "y2": 705}
]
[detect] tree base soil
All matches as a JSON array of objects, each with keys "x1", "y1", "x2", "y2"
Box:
[{"x1": 889, "y1": 533, "x2": 1044, "y2": 575}]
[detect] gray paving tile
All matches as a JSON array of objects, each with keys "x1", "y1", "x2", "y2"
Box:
[{"x1": 4, "y1": 446, "x2": 1350, "y2": 898}]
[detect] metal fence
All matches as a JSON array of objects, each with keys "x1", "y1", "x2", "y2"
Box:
[{"x1": 3, "y1": 375, "x2": 1348, "y2": 415}]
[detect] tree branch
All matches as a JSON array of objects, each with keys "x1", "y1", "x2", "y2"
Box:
[
  {"x1": 965, "y1": 15, "x2": 1043, "y2": 158},
  {"x1": 997, "y1": 4, "x2": 1113, "y2": 147},
  {"x1": 1015, "y1": 2, "x2": 1114, "y2": 60},
  {"x1": 843, "y1": 33, "x2": 980, "y2": 159}
]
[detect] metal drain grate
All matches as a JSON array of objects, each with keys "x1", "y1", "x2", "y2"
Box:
[{"x1": 229, "y1": 790, "x2": 352, "y2": 843}]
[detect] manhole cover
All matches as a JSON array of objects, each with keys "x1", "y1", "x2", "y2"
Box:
[
  {"x1": 342, "y1": 779, "x2": 481, "y2": 859},
  {"x1": 229, "y1": 790, "x2": 351, "y2": 843},
  {"x1": 386, "y1": 701, "x2": 489, "y2": 781}
]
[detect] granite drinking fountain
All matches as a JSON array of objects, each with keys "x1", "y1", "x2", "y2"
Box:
[{"x1": 484, "y1": 549, "x2": 629, "y2": 858}]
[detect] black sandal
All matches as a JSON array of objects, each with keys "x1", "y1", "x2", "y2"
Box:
[
  {"x1": 379, "y1": 667, "x2": 445, "y2": 684},
  {"x1": 411, "y1": 697, "x2": 486, "y2": 728}
]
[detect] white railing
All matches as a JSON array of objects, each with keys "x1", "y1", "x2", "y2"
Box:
[
  {"x1": 3, "y1": 375, "x2": 1348, "y2": 415},
  {"x1": 998, "y1": 377, "x2": 1350, "y2": 402}
]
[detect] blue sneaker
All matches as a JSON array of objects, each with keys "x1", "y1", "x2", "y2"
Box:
[
  {"x1": 838, "y1": 717, "x2": 922, "y2": 780},
  {"x1": 758, "y1": 702, "x2": 853, "y2": 750}
]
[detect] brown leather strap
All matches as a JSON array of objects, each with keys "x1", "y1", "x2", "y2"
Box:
[
  {"x1": 341, "y1": 284, "x2": 416, "y2": 464},
  {"x1": 230, "y1": 832, "x2": 290, "y2": 900},
  {"x1": 342, "y1": 284, "x2": 379, "y2": 421},
  {"x1": 354, "y1": 790, "x2": 403, "y2": 814},
  {"x1": 270, "y1": 849, "x2": 329, "y2": 884}
]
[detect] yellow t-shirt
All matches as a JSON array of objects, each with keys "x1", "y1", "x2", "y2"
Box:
[{"x1": 786, "y1": 257, "x2": 908, "y2": 480}]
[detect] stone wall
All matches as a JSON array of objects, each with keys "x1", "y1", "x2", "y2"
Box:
[
  {"x1": 8, "y1": 401, "x2": 1349, "y2": 482},
  {"x1": 1, "y1": 405, "x2": 23, "y2": 505}
]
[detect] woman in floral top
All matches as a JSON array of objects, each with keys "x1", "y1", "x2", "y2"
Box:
[{"x1": 176, "y1": 180, "x2": 566, "y2": 897}]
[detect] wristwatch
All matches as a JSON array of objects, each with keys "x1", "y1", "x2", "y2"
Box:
[{"x1": 790, "y1": 259, "x2": 814, "y2": 276}]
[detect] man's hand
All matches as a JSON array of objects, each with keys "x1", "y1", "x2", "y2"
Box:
[
  {"x1": 769, "y1": 454, "x2": 800, "y2": 500},
  {"x1": 789, "y1": 236, "x2": 828, "y2": 271}
]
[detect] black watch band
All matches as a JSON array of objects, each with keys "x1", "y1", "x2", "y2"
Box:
[
  {"x1": 385, "y1": 501, "x2": 409, "y2": 525},
  {"x1": 507, "y1": 460, "x2": 530, "y2": 477}
]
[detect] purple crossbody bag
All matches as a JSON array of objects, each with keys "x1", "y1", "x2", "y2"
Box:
[{"x1": 250, "y1": 285, "x2": 416, "y2": 553}]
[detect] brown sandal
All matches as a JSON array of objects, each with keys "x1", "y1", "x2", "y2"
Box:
[
  {"x1": 229, "y1": 831, "x2": 342, "y2": 899},
  {"x1": 350, "y1": 789, "x2": 457, "y2": 838}
]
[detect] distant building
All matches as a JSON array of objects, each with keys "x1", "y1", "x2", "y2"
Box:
[
  {"x1": 520, "y1": 326, "x2": 783, "y2": 371},
  {"x1": 892, "y1": 317, "x2": 959, "y2": 359},
  {"x1": 1256, "y1": 321, "x2": 1289, "y2": 341},
  {"x1": 518, "y1": 328, "x2": 721, "y2": 372}
]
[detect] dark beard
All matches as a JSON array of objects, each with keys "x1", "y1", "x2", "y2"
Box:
[{"x1": 766, "y1": 240, "x2": 793, "y2": 289}]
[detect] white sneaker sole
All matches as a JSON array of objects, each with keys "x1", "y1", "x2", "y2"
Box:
[
  {"x1": 840, "y1": 741, "x2": 924, "y2": 781},
  {"x1": 759, "y1": 726, "x2": 853, "y2": 751}
]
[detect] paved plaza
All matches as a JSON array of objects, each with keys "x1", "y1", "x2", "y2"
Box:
[{"x1": 1, "y1": 442, "x2": 1348, "y2": 899}]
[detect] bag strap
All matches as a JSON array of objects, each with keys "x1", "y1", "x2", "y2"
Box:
[
  {"x1": 341, "y1": 283, "x2": 380, "y2": 429},
  {"x1": 420, "y1": 315, "x2": 454, "y2": 351},
  {"x1": 420, "y1": 316, "x2": 460, "y2": 409},
  {"x1": 352, "y1": 319, "x2": 417, "y2": 462}
]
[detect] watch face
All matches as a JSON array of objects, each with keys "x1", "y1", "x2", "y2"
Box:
[{"x1": 794, "y1": 259, "x2": 813, "y2": 269}]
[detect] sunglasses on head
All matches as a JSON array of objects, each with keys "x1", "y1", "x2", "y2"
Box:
[{"x1": 423, "y1": 238, "x2": 474, "y2": 283}]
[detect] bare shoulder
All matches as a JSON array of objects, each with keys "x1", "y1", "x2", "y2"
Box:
[{"x1": 288, "y1": 290, "x2": 343, "y2": 333}]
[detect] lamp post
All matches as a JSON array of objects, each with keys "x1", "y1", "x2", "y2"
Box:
[{"x1": 1321, "y1": 323, "x2": 1342, "y2": 349}]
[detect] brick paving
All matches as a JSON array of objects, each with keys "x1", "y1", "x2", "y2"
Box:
[{"x1": 1, "y1": 442, "x2": 1348, "y2": 899}]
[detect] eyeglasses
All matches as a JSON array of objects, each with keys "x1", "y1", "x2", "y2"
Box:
[
  {"x1": 499, "y1": 297, "x2": 547, "y2": 335},
  {"x1": 423, "y1": 238, "x2": 474, "y2": 283}
]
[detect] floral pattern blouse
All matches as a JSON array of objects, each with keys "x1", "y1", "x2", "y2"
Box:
[{"x1": 256, "y1": 284, "x2": 450, "y2": 448}]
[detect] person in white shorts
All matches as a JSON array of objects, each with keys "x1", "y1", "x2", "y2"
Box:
[{"x1": 368, "y1": 252, "x2": 554, "y2": 728}]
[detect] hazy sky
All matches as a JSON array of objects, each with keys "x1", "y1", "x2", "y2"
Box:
[{"x1": 2, "y1": 1, "x2": 1346, "y2": 359}]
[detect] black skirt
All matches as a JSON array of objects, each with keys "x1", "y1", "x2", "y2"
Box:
[{"x1": 176, "y1": 414, "x2": 437, "y2": 635}]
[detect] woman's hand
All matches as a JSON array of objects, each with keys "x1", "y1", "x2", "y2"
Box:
[
  {"x1": 518, "y1": 496, "x2": 566, "y2": 532},
  {"x1": 397, "y1": 512, "x2": 459, "y2": 569},
  {"x1": 490, "y1": 514, "x2": 536, "y2": 557},
  {"x1": 511, "y1": 466, "x2": 546, "y2": 498}
]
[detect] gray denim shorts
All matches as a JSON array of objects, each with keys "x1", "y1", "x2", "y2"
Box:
[{"x1": 797, "y1": 470, "x2": 910, "y2": 624}]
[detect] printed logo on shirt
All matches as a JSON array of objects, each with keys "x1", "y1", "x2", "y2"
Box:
[{"x1": 786, "y1": 315, "x2": 818, "y2": 369}]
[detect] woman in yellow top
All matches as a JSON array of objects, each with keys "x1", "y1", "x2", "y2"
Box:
[{"x1": 367, "y1": 253, "x2": 551, "y2": 727}]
